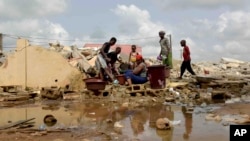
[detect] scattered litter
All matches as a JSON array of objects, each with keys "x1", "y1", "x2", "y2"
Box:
[
  {"x1": 170, "y1": 120, "x2": 181, "y2": 126},
  {"x1": 114, "y1": 121, "x2": 124, "y2": 128}
]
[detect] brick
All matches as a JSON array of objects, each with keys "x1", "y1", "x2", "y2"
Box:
[{"x1": 125, "y1": 84, "x2": 146, "y2": 95}]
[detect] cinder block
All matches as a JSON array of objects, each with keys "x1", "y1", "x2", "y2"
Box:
[{"x1": 125, "y1": 84, "x2": 146, "y2": 93}]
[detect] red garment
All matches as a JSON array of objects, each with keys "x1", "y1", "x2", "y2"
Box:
[
  {"x1": 183, "y1": 46, "x2": 191, "y2": 61},
  {"x1": 136, "y1": 54, "x2": 143, "y2": 61}
]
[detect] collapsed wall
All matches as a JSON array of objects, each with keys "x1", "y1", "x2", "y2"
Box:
[{"x1": 0, "y1": 39, "x2": 85, "y2": 90}]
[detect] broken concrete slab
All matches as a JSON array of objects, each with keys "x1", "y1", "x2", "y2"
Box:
[
  {"x1": 220, "y1": 57, "x2": 245, "y2": 64},
  {"x1": 40, "y1": 86, "x2": 64, "y2": 100},
  {"x1": 211, "y1": 90, "x2": 231, "y2": 100}
]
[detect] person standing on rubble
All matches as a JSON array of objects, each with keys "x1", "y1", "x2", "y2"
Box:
[
  {"x1": 179, "y1": 39, "x2": 196, "y2": 79},
  {"x1": 158, "y1": 30, "x2": 173, "y2": 69},
  {"x1": 95, "y1": 37, "x2": 117, "y2": 83}
]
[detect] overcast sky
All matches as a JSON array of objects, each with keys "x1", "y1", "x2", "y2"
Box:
[{"x1": 0, "y1": 0, "x2": 249, "y2": 62}]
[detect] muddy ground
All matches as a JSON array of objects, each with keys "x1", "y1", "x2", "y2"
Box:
[{"x1": 0, "y1": 93, "x2": 250, "y2": 141}]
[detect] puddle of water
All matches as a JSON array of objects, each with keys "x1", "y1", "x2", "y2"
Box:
[{"x1": 0, "y1": 100, "x2": 230, "y2": 141}]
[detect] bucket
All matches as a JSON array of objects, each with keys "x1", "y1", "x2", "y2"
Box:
[
  {"x1": 147, "y1": 65, "x2": 166, "y2": 89},
  {"x1": 116, "y1": 74, "x2": 126, "y2": 85}
]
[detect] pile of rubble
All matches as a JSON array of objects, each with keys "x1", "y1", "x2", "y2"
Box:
[
  {"x1": 0, "y1": 39, "x2": 250, "y2": 139},
  {"x1": 0, "y1": 38, "x2": 249, "y2": 107}
]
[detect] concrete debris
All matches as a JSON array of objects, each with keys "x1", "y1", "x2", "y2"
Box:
[
  {"x1": 218, "y1": 114, "x2": 250, "y2": 125},
  {"x1": 1, "y1": 38, "x2": 249, "y2": 94},
  {"x1": 220, "y1": 57, "x2": 245, "y2": 64},
  {"x1": 40, "y1": 86, "x2": 64, "y2": 100},
  {"x1": 49, "y1": 43, "x2": 92, "y2": 73},
  {"x1": 205, "y1": 114, "x2": 222, "y2": 122},
  {"x1": 211, "y1": 90, "x2": 231, "y2": 100},
  {"x1": 0, "y1": 38, "x2": 250, "y2": 135},
  {"x1": 165, "y1": 97, "x2": 175, "y2": 102}
]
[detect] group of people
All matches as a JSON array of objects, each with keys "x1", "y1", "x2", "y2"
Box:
[
  {"x1": 95, "y1": 37, "x2": 148, "y2": 85},
  {"x1": 95, "y1": 30, "x2": 196, "y2": 85}
]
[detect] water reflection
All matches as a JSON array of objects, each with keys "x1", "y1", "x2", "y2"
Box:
[
  {"x1": 0, "y1": 101, "x2": 229, "y2": 141},
  {"x1": 68, "y1": 102, "x2": 174, "y2": 140},
  {"x1": 182, "y1": 106, "x2": 193, "y2": 140},
  {"x1": 156, "y1": 129, "x2": 173, "y2": 141},
  {"x1": 149, "y1": 105, "x2": 174, "y2": 128},
  {"x1": 149, "y1": 105, "x2": 174, "y2": 141},
  {"x1": 129, "y1": 107, "x2": 148, "y2": 135}
]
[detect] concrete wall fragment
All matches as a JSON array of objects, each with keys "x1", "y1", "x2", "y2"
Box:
[{"x1": 0, "y1": 39, "x2": 84, "y2": 90}]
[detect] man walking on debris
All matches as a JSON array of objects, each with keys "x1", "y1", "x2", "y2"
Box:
[
  {"x1": 95, "y1": 37, "x2": 117, "y2": 83},
  {"x1": 158, "y1": 30, "x2": 173, "y2": 69},
  {"x1": 179, "y1": 39, "x2": 196, "y2": 79}
]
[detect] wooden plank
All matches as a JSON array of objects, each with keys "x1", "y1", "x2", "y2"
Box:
[
  {"x1": 0, "y1": 118, "x2": 35, "y2": 130},
  {"x1": 3, "y1": 96, "x2": 29, "y2": 101}
]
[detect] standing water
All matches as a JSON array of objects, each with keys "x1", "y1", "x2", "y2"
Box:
[{"x1": 0, "y1": 99, "x2": 231, "y2": 141}]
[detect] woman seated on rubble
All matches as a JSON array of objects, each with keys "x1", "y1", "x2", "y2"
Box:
[{"x1": 124, "y1": 54, "x2": 148, "y2": 85}]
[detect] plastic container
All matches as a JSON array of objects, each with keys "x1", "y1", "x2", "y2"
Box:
[
  {"x1": 147, "y1": 65, "x2": 166, "y2": 89},
  {"x1": 116, "y1": 74, "x2": 126, "y2": 85}
]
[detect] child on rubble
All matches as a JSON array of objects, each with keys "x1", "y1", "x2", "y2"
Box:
[{"x1": 128, "y1": 45, "x2": 139, "y2": 69}]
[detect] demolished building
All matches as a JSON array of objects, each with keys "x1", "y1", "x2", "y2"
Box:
[{"x1": 0, "y1": 39, "x2": 85, "y2": 90}]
